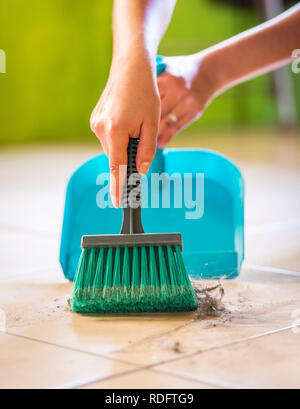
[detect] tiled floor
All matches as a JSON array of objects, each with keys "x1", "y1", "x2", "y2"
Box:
[{"x1": 0, "y1": 138, "x2": 300, "y2": 389}]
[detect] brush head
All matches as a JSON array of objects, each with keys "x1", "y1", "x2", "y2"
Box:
[{"x1": 70, "y1": 243, "x2": 197, "y2": 314}]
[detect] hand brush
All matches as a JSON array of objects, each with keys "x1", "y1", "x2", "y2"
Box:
[{"x1": 70, "y1": 138, "x2": 197, "y2": 313}]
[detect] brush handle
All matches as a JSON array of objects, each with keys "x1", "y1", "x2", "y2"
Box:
[
  {"x1": 120, "y1": 138, "x2": 144, "y2": 234},
  {"x1": 119, "y1": 58, "x2": 166, "y2": 235}
]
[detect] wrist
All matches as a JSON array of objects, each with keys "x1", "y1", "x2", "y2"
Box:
[
  {"x1": 204, "y1": 46, "x2": 240, "y2": 94},
  {"x1": 193, "y1": 50, "x2": 228, "y2": 99},
  {"x1": 183, "y1": 52, "x2": 221, "y2": 105},
  {"x1": 112, "y1": 43, "x2": 157, "y2": 76}
]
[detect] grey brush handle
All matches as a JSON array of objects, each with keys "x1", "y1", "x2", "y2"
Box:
[{"x1": 120, "y1": 138, "x2": 144, "y2": 234}]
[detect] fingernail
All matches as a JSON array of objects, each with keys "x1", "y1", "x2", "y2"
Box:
[{"x1": 139, "y1": 161, "x2": 151, "y2": 176}]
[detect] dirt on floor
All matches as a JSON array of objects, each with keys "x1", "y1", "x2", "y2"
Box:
[
  {"x1": 4, "y1": 280, "x2": 228, "y2": 329},
  {"x1": 192, "y1": 280, "x2": 225, "y2": 319}
]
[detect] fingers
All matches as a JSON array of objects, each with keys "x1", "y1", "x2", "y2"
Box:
[
  {"x1": 160, "y1": 93, "x2": 180, "y2": 119},
  {"x1": 158, "y1": 74, "x2": 185, "y2": 118},
  {"x1": 91, "y1": 112, "x2": 129, "y2": 208},
  {"x1": 158, "y1": 101, "x2": 187, "y2": 139},
  {"x1": 90, "y1": 112, "x2": 109, "y2": 156},
  {"x1": 136, "y1": 118, "x2": 159, "y2": 176},
  {"x1": 158, "y1": 106, "x2": 200, "y2": 149},
  {"x1": 108, "y1": 130, "x2": 129, "y2": 208},
  {"x1": 157, "y1": 114, "x2": 190, "y2": 149},
  {"x1": 91, "y1": 111, "x2": 159, "y2": 207}
]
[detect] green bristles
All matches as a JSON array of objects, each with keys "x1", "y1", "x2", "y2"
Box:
[{"x1": 70, "y1": 245, "x2": 197, "y2": 313}]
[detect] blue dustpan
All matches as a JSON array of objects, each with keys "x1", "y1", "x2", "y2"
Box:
[
  {"x1": 60, "y1": 57, "x2": 244, "y2": 281},
  {"x1": 60, "y1": 148, "x2": 244, "y2": 281}
]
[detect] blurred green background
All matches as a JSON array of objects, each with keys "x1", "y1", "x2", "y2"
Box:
[{"x1": 0, "y1": 0, "x2": 299, "y2": 145}]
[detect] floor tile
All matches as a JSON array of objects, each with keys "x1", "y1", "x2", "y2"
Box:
[
  {"x1": 109, "y1": 276, "x2": 300, "y2": 366},
  {"x1": 0, "y1": 145, "x2": 97, "y2": 233},
  {"x1": 242, "y1": 164, "x2": 300, "y2": 227},
  {"x1": 0, "y1": 230, "x2": 59, "y2": 279},
  {"x1": 0, "y1": 266, "x2": 71, "y2": 329},
  {"x1": 155, "y1": 329, "x2": 300, "y2": 389},
  {"x1": 0, "y1": 332, "x2": 135, "y2": 389},
  {"x1": 2, "y1": 266, "x2": 195, "y2": 356},
  {"x1": 9, "y1": 311, "x2": 195, "y2": 357},
  {"x1": 240, "y1": 265, "x2": 300, "y2": 282},
  {"x1": 3, "y1": 272, "x2": 194, "y2": 355},
  {"x1": 245, "y1": 228, "x2": 300, "y2": 272},
  {"x1": 81, "y1": 369, "x2": 213, "y2": 389},
  {"x1": 0, "y1": 188, "x2": 63, "y2": 236},
  {"x1": 3, "y1": 259, "x2": 300, "y2": 373},
  {"x1": 0, "y1": 284, "x2": 66, "y2": 329}
]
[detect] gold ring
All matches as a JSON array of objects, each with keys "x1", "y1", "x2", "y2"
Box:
[{"x1": 168, "y1": 113, "x2": 179, "y2": 124}]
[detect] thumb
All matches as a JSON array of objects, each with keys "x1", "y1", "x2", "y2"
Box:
[{"x1": 136, "y1": 120, "x2": 158, "y2": 176}]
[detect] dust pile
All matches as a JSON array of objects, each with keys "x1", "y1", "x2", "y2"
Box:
[{"x1": 191, "y1": 280, "x2": 225, "y2": 318}]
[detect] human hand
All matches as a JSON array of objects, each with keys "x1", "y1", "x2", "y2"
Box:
[
  {"x1": 157, "y1": 53, "x2": 219, "y2": 148},
  {"x1": 90, "y1": 54, "x2": 160, "y2": 208}
]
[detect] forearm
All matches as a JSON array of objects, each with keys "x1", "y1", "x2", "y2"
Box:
[
  {"x1": 205, "y1": 3, "x2": 300, "y2": 93},
  {"x1": 112, "y1": 0, "x2": 177, "y2": 69}
]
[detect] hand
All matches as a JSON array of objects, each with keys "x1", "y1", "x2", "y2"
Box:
[
  {"x1": 90, "y1": 54, "x2": 160, "y2": 208},
  {"x1": 157, "y1": 53, "x2": 219, "y2": 148}
]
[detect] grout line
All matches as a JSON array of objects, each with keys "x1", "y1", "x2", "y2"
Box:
[
  {"x1": 72, "y1": 366, "x2": 230, "y2": 390},
  {"x1": 246, "y1": 218, "x2": 300, "y2": 236},
  {"x1": 61, "y1": 367, "x2": 219, "y2": 390},
  {"x1": 244, "y1": 263, "x2": 300, "y2": 277},
  {"x1": 3, "y1": 331, "x2": 154, "y2": 389},
  {"x1": 55, "y1": 368, "x2": 145, "y2": 390},
  {"x1": 0, "y1": 330, "x2": 235, "y2": 390},
  {"x1": 3, "y1": 330, "x2": 206, "y2": 390},
  {"x1": 75, "y1": 324, "x2": 300, "y2": 389},
  {"x1": 152, "y1": 368, "x2": 243, "y2": 390},
  {"x1": 4, "y1": 330, "x2": 153, "y2": 390},
  {"x1": 146, "y1": 325, "x2": 300, "y2": 371},
  {"x1": 4, "y1": 323, "x2": 300, "y2": 389},
  {"x1": 3, "y1": 331, "x2": 136, "y2": 368}
]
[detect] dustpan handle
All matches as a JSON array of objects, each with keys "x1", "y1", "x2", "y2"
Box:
[{"x1": 120, "y1": 138, "x2": 144, "y2": 234}]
